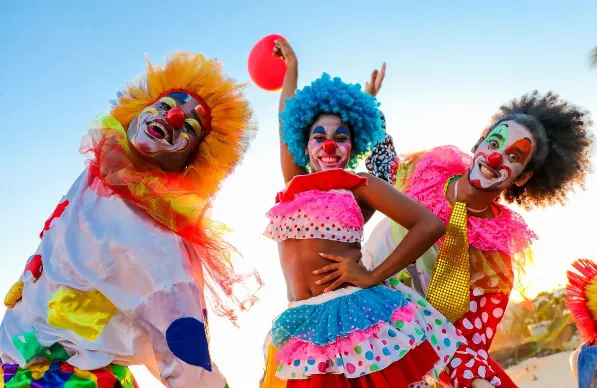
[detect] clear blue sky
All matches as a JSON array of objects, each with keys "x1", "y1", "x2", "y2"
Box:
[{"x1": 1, "y1": 1, "x2": 596, "y2": 386}]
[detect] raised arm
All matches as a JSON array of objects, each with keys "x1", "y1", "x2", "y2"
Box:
[
  {"x1": 273, "y1": 39, "x2": 307, "y2": 182},
  {"x1": 362, "y1": 62, "x2": 400, "y2": 185}
]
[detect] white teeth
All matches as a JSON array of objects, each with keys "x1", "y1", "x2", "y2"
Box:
[{"x1": 480, "y1": 165, "x2": 497, "y2": 178}]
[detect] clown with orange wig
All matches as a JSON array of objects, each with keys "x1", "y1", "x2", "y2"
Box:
[{"x1": 0, "y1": 52, "x2": 259, "y2": 387}]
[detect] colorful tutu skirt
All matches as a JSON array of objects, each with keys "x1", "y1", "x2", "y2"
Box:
[
  {"x1": 260, "y1": 284, "x2": 464, "y2": 388},
  {"x1": 0, "y1": 361, "x2": 137, "y2": 388}
]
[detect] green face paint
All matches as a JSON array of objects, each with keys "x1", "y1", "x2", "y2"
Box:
[{"x1": 485, "y1": 123, "x2": 509, "y2": 149}]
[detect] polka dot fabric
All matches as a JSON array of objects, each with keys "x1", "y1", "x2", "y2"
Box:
[
  {"x1": 265, "y1": 189, "x2": 364, "y2": 243},
  {"x1": 271, "y1": 285, "x2": 463, "y2": 381},
  {"x1": 272, "y1": 286, "x2": 409, "y2": 347},
  {"x1": 408, "y1": 382, "x2": 431, "y2": 388},
  {"x1": 438, "y1": 289, "x2": 512, "y2": 387},
  {"x1": 385, "y1": 281, "x2": 465, "y2": 381}
]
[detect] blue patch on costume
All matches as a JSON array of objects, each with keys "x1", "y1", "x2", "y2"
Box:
[
  {"x1": 166, "y1": 317, "x2": 211, "y2": 371},
  {"x1": 579, "y1": 344, "x2": 597, "y2": 388},
  {"x1": 35, "y1": 362, "x2": 73, "y2": 387}
]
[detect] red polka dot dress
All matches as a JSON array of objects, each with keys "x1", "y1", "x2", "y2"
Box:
[{"x1": 366, "y1": 146, "x2": 537, "y2": 388}]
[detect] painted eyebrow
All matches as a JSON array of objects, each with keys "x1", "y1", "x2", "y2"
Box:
[
  {"x1": 168, "y1": 92, "x2": 191, "y2": 103},
  {"x1": 335, "y1": 126, "x2": 349, "y2": 135},
  {"x1": 312, "y1": 126, "x2": 325, "y2": 134},
  {"x1": 487, "y1": 133, "x2": 505, "y2": 141},
  {"x1": 506, "y1": 138, "x2": 532, "y2": 161},
  {"x1": 167, "y1": 94, "x2": 202, "y2": 122}
]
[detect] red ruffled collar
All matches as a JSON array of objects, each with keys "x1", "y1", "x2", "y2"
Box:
[{"x1": 276, "y1": 169, "x2": 368, "y2": 203}]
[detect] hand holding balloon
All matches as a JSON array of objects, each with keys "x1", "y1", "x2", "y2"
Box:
[
  {"x1": 275, "y1": 39, "x2": 298, "y2": 115},
  {"x1": 248, "y1": 34, "x2": 289, "y2": 91},
  {"x1": 272, "y1": 39, "x2": 297, "y2": 65}
]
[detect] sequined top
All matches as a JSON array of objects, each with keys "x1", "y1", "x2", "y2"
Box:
[
  {"x1": 264, "y1": 170, "x2": 368, "y2": 243},
  {"x1": 0, "y1": 170, "x2": 227, "y2": 388}
]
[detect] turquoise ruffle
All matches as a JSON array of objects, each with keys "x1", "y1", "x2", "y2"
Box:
[{"x1": 272, "y1": 286, "x2": 409, "y2": 347}]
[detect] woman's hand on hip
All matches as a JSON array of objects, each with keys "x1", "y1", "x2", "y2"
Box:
[{"x1": 313, "y1": 253, "x2": 378, "y2": 292}]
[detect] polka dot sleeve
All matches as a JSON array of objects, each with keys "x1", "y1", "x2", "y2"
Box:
[
  {"x1": 365, "y1": 123, "x2": 399, "y2": 186},
  {"x1": 443, "y1": 290, "x2": 511, "y2": 387}
]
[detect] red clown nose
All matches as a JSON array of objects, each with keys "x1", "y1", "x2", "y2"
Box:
[
  {"x1": 323, "y1": 140, "x2": 337, "y2": 154},
  {"x1": 165, "y1": 107, "x2": 186, "y2": 128},
  {"x1": 486, "y1": 152, "x2": 503, "y2": 167}
]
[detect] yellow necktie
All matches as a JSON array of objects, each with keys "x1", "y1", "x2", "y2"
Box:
[{"x1": 426, "y1": 201, "x2": 470, "y2": 322}]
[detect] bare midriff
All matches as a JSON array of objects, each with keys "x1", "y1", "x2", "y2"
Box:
[{"x1": 278, "y1": 238, "x2": 362, "y2": 302}]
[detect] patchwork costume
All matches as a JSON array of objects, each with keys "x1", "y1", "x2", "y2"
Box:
[
  {"x1": 0, "y1": 53, "x2": 258, "y2": 387},
  {"x1": 260, "y1": 170, "x2": 464, "y2": 388},
  {"x1": 364, "y1": 141, "x2": 536, "y2": 387}
]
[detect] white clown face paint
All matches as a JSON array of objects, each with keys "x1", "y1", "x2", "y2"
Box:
[
  {"x1": 307, "y1": 114, "x2": 352, "y2": 172},
  {"x1": 469, "y1": 120, "x2": 536, "y2": 192}
]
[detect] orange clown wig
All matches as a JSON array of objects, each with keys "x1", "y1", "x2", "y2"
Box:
[
  {"x1": 82, "y1": 52, "x2": 260, "y2": 323},
  {"x1": 111, "y1": 52, "x2": 255, "y2": 198}
]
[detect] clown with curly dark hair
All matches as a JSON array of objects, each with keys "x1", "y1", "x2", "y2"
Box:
[
  {"x1": 0, "y1": 52, "x2": 261, "y2": 387},
  {"x1": 363, "y1": 87, "x2": 594, "y2": 387},
  {"x1": 259, "y1": 40, "x2": 464, "y2": 388}
]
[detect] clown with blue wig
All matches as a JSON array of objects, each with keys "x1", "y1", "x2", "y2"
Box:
[{"x1": 259, "y1": 39, "x2": 463, "y2": 388}]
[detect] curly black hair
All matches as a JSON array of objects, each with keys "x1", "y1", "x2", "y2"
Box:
[{"x1": 478, "y1": 91, "x2": 594, "y2": 208}]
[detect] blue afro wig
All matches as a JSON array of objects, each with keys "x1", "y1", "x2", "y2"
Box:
[{"x1": 280, "y1": 73, "x2": 385, "y2": 169}]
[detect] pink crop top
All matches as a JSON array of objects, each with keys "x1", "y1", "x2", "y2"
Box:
[{"x1": 265, "y1": 170, "x2": 367, "y2": 243}]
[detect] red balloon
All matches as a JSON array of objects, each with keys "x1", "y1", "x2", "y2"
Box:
[{"x1": 248, "y1": 34, "x2": 288, "y2": 91}]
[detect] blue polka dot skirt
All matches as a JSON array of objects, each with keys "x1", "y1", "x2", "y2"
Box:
[{"x1": 269, "y1": 283, "x2": 464, "y2": 381}]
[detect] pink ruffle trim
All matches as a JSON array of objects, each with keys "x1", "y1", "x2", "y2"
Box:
[
  {"x1": 405, "y1": 146, "x2": 537, "y2": 255},
  {"x1": 267, "y1": 190, "x2": 364, "y2": 229},
  {"x1": 275, "y1": 303, "x2": 416, "y2": 363}
]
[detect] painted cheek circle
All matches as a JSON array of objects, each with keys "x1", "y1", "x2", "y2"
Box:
[{"x1": 308, "y1": 139, "x2": 320, "y2": 147}]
